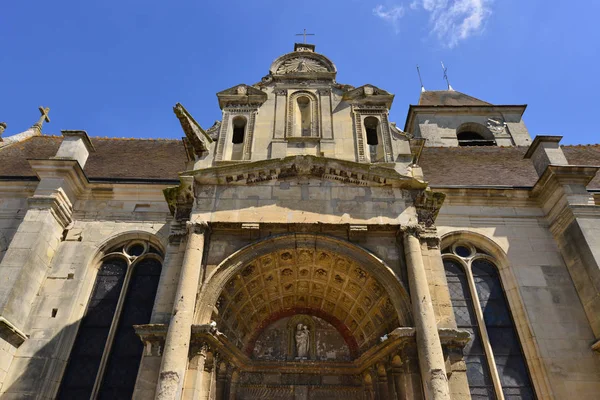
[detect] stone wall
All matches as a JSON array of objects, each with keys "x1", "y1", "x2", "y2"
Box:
[
  {"x1": 437, "y1": 197, "x2": 600, "y2": 399},
  {"x1": 0, "y1": 181, "x2": 174, "y2": 398},
  {"x1": 412, "y1": 111, "x2": 531, "y2": 147}
]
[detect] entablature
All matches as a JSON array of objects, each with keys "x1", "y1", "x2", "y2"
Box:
[{"x1": 183, "y1": 155, "x2": 427, "y2": 188}]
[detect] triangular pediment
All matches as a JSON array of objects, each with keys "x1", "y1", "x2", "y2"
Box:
[
  {"x1": 183, "y1": 155, "x2": 426, "y2": 189},
  {"x1": 216, "y1": 84, "x2": 267, "y2": 109},
  {"x1": 343, "y1": 84, "x2": 394, "y2": 108}
]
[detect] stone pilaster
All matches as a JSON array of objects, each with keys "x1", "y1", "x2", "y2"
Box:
[
  {"x1": 525, "y1": 135, "x2": 600, "y2": 347},
  {"x1": 0, "y1": 131, "x2": 94, "y2": 388},
  {"x1": 156, "y1": 222, "x2": 210, "y2": 400},
  {"x1": 403, "y1": 227, "x2": 451, "y2": 400}
]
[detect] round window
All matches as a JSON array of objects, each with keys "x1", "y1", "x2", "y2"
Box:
[
  {"x1": 454, "y1": 245, "x2": 472, "y2": 258},
  {"x1": 127, "y1": 243, "x2": 145, "y2": 257}
]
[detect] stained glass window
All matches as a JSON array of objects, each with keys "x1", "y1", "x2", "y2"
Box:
[
  {"x1": 58, "y1": 243, "x2": 162, "y2": 400},
  {"x1": 445, "y1": 260, "x2": 496, "y2": 399},
  {"x1": 443, "y1": 245, "x2": 536, "y2": 400},
  {"x1": 472, "y1": 260, "x2": 535, "y2": 400}
]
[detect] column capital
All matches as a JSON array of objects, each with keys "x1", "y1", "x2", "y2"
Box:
[
  {"x1": 186, "y1": 221, "x2": 211, "y2": 236},
  {"x1": 399, "y1": 224, "x2": 422, "y2": 238}
]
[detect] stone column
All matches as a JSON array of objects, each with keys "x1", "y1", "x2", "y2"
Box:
[
  {"x1": 392, "y1": 367, "x2": 405, "y2": 400},
  {"x1": 403, "y1": 228, "x2": 451, "y2": 400},
  {"x1": 228, "y1": 370, "x2": 239, "y2": 400},
  {"x1": 376, "y1": 363, "x2": 390, "y2": 400},
  {"x1": 156, "y1": 222, "x2": 210, "y2": 400},
  {"x1": 215, "y1": 360, "x2": 228, "y2": 400}
]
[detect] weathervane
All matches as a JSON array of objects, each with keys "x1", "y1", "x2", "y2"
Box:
[
  {"x1": 441, "y1": 61, "x2": 454, "y2": 91},
  {"x1": 295, "y1": 29, "x2": 315, "y2": 44},
  {"x1": 416, "y1": 65, "x2": 426, "y2": 92}
]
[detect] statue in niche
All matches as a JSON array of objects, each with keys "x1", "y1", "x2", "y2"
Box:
[{"x1": 295, "y1": 323, "x2": 310, "y2": 358}]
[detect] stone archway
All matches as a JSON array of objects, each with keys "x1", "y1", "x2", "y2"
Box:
[
  {"x1": 197, "y1": 234, "x2": 412, "y2": 354},
  {"x1": 192, "y1": 234, "x2": 414, "y2": 399}
]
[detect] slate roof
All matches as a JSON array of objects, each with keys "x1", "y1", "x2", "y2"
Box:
[
  {"x1": 1, "y1": 135, "x2": 599, "y2": 189},
  {"x1": 418, "y1": 90, "x2": 492, "y2": 106},
  {"x1": 0, "y1": 136, "x2": 186, "y2": 181},
  {"x1": 420, "y1": 145, "x2": 600, "y2": 189}
]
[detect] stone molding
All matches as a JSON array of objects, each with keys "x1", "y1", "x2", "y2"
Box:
[
  {"x1": 183, "y1": 154, "x2": 427, "y2": 189},
  {"x1": 27, "y1": 158, "x2": 90, "y2": 228},
  {"x1": 414, "y1": 190, "x2": 446, "y2": 228},
  {"x1": 134, "y1": 323, "x2": 168, "y2": 357}
]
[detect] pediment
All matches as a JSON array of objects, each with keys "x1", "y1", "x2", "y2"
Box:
[
  {"x1": 270, "y1": 52, "x2": 337, "y2": 81},
  {"x1": 184, "y1": 155, "x2": 426, "y2": 189},
  {"x1": 216, "y1": 84, "x2": 267, "y2": 109},
  {"x1": 343, "y1": 84, "x2": 394, "y2": 109}
]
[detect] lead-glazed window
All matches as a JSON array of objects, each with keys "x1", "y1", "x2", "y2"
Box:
[
  {"x1": 443, "y1": 244, "x2": 535, "y2": 400},
  {"x1": 58, "y1": 241, "x2": 163, "y2": 400}
]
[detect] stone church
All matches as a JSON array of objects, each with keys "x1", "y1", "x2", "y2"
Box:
[{"x1": 0, "y1": 42, "x2": 599, "y2": 400}]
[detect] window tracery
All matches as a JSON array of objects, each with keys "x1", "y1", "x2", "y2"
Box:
[
  {"x1": 58, "y1": 240, "x2": 163, "y2": 400},
  {"x1": 443, "y1": 242, "x2": 535, "y2": 399}
]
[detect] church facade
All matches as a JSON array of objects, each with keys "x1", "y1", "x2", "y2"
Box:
[{"x1": 0, "y1": 43, "x2": 599, "y2": 400}]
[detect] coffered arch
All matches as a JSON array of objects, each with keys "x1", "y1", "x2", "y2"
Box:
[{"x1": 196, "y1": 234, "x2": 412, "y2": 357}]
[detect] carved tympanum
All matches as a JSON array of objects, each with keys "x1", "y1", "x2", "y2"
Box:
[{"x1": 276, "y1": 57, "x2": 329, "y2": 74}]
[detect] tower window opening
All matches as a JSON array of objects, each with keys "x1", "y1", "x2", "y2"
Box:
[
  {"x1": 231, "y1": 116, "x2": 246, "y2": 160},
  {"x1": 365, "y1": 117, "x2": 379, "y2": 145},
  {"x1": 456, "y1": 123, "x2": 496, "y2": 146},
  {"x1": 364, "y1": 117, "x2": 384, "y2": 162},
  {"x1": 232, "y1": 117, "x2": 246, "y2": 144},
  {"x1": 297, "y1": 96, "x2": 311, "y2": 137}
]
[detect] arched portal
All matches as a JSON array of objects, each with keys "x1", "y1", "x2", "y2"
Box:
[
  {"x1": 196, "y1": 234, "x2": 412, "y2": 356},
  {"x1": 192, "y1": 234, "x2": 414, "y2": 399}
]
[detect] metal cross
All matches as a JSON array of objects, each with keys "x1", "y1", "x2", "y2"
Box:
[
  {"x1": 38, "y1": 106, "x2": 51, "y2": 123},
  {"x1": 295, "y1": 29, "x2": 315, "y2": 44}
]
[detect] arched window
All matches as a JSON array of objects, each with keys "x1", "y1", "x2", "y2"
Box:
[
  {"x1": 231, "y1": 116, "x2": 247, "y2": 160},
  {"x1": 296, "y1": 96, "x2": 312, "y2": 137},
  {"x1": 364, "y1": 117, "x2": 384, "y2": 162},
  {"x1": 457, "y1": 123, "x2": 496, "y2": 146},
  {"x1": 443, "y1": 243, "x2": 535, "y2": 399},
  {"x1": 58, "y1": 241, "x2": 163, "y2": 400}
]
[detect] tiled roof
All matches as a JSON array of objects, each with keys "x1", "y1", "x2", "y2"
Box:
[
  {"x1": 418, "y1": 90, "x2": 491, "y2": 106},
  {"x1": 0, "y1": 136, "x2": 187, "y2": 181},
  {"x1": 420, "y1": 145, "x2": 600, "y2": 189},
  {"x1": 1, "y1": 136, "x2": 599, "y2": 189}
]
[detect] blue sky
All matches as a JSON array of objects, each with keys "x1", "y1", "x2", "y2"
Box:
[{"x1": 2, "y1": 0, "x2": 599, "y2": 145}]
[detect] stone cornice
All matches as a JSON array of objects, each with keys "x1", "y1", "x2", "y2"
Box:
[
  {"x1": 432, "y1": 186, "x2": 537, "y2": 207},
  {"x1": 183, "y1": 155, "x2": 427, "y2": 189},
  {"x1": 532, "y1": 165, "x2": 599, "y2": 197},
  {"x1": 27, "y1": 158, "x2": 91, "y2": 227}
]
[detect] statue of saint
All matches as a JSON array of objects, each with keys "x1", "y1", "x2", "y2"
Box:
[{"x1": 295, "y1": 323, "x2": 310, "y2": 358}]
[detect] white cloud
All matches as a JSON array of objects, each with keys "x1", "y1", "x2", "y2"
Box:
[
  {"x1": 372, "y1": 5, "x2": 406, "y2": 33},
  {"x1": 414, "y1": 0, "x2": 492, "y2": 47},
  {"x1": 373, "y1": 0, "x2": 492, "y2": 46}
]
